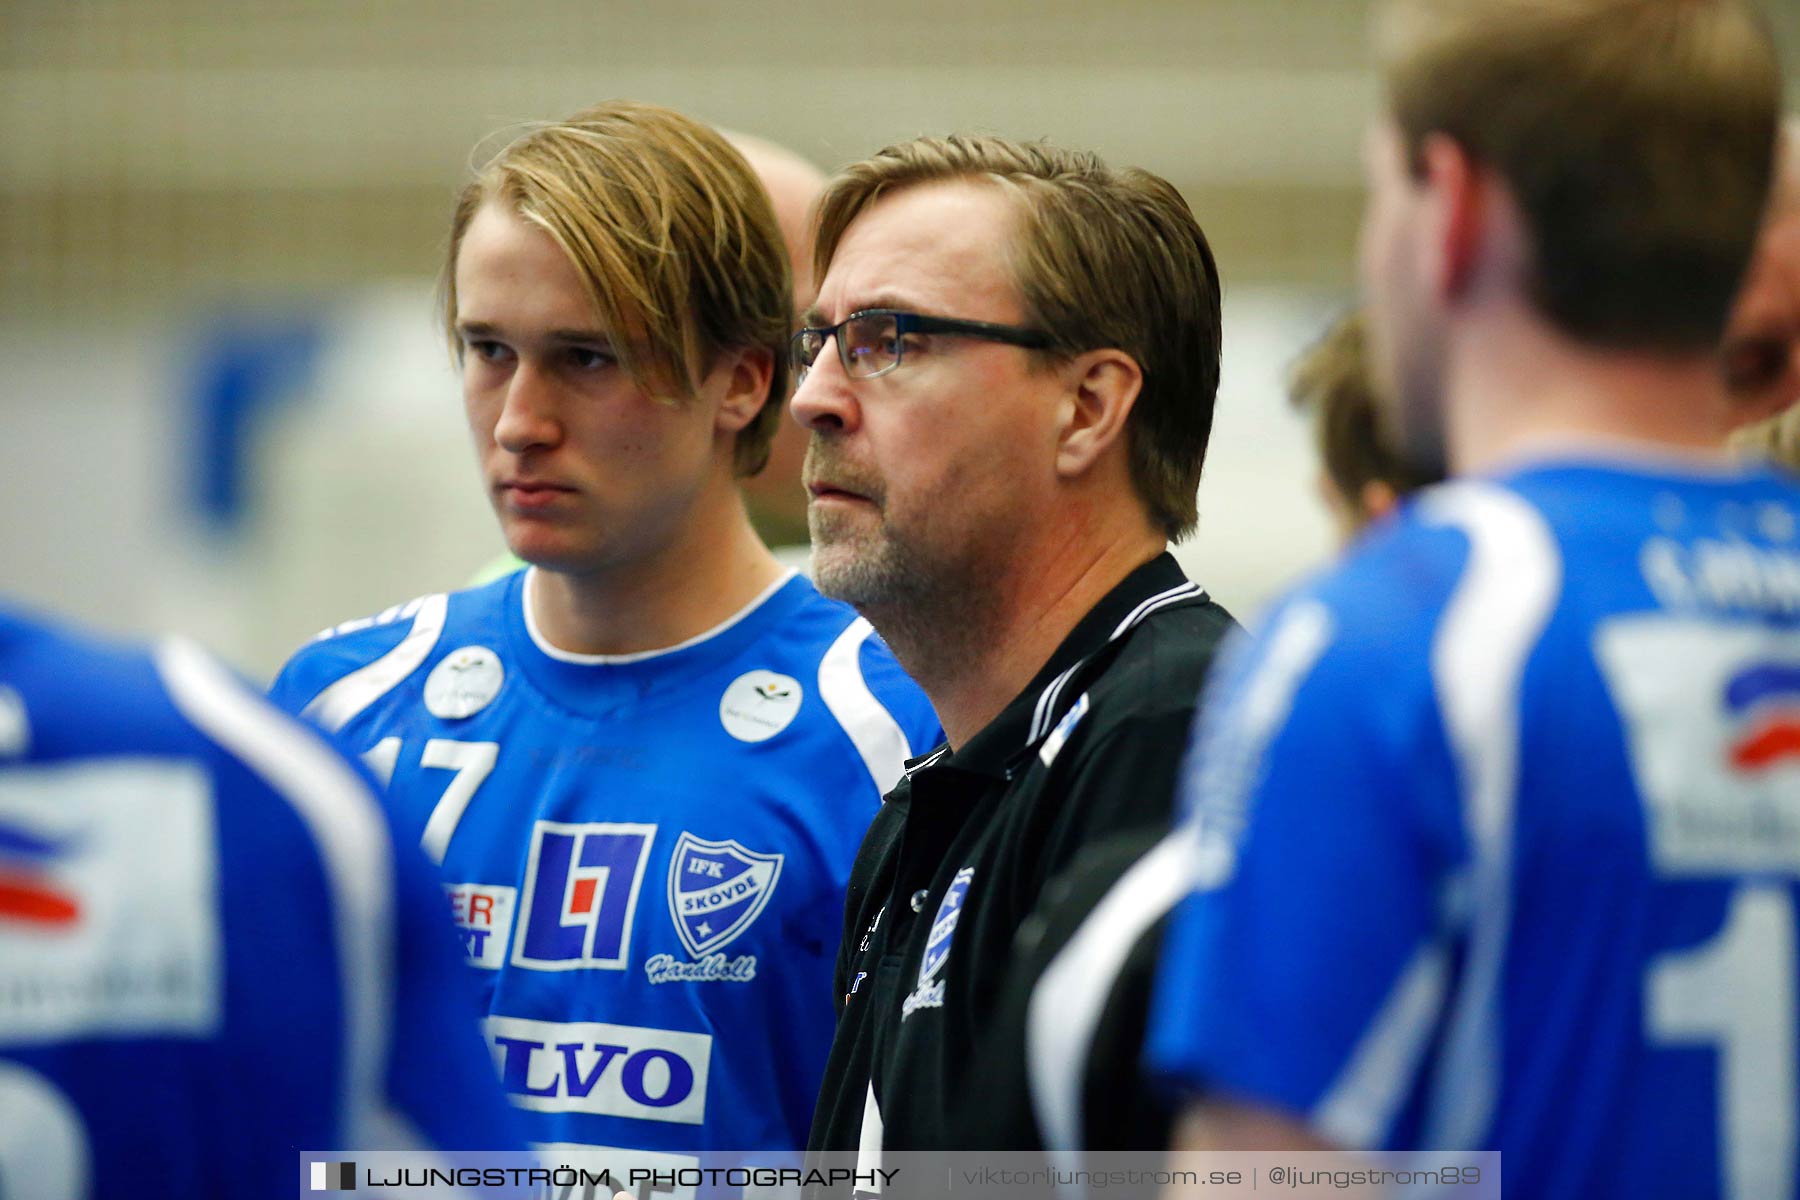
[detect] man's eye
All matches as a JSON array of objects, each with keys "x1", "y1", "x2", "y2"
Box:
[
  {"x1": 465, "y1": 339, "x2": 511, "y2": 364},
  {"x1": 569, "y1": 347, "x2": 616, "y2": 371}
]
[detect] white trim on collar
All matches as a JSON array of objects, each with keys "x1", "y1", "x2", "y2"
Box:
[{"x1": 521, "y1": 566, "x2": 799, "y2": 665}]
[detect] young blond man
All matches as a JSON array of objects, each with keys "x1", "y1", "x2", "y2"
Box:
[{"x1": 272, "y1": 102, "x2": 938, "y2": 1168}]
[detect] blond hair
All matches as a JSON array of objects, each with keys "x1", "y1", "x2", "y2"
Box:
[
  {"x1": 442, "y1": 101, "x2": 793, "y2": 475},
  {"x1": 1377, "y1": 0, "x2": 1781, "y2": 351},
  {"x1": 813, "y1": 135, "x2": 1222, "y2": 540},
  {"x1": 1289, "y1": 311, "x2": 1443, "y2": 518}
]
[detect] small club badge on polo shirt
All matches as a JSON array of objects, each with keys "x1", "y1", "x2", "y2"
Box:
[
  {"x1": 902, "y1": 866, "x2": 975, "y2": 1019},
  {"x1": 424, "y1": 646, "x2": 504, "y2": 719},
  {"x1": 719, "y1": 670, "x2": 802, "y2": 742}
]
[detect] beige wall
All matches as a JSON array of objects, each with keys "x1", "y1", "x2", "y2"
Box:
[
  {"x1": 4, "y1": 1, "x2": 1794, "y2": 316},
  {"x1": 1, "y1": 1, "x2": 1795, "y2": 670},
  {"x1": 0, "y1": 1, "x2": 1408, "y2": 315}
]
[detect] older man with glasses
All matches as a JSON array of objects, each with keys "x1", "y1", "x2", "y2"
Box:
[{"x1": 788, "y1": 135, "x2": 1237, "y2": 1164}]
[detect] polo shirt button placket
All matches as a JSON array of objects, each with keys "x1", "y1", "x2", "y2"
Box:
[{"x1": 909, "y1": 889, "x2": 930, "y2": 914}]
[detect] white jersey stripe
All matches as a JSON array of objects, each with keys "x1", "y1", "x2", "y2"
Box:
[
  {"x1": 302, "y1": 593, "x2": 449, "y2": 734},
  {"x1": 1313, "y1": 941, "x2": 1453, "y2": 1148},
  {"x1": 156, "y1": 638, "x2": 395, "y2": 1141},
  {"x1": 856, "y1": 1083, "x2": 886, "y2": 1194},
  {"x1": 904, "y1": 746, "x2": 952, "y2": 778},
  {"x1": 818, "y1": 618, "x2": 918, "y2": 797},
  {"x1": 1027, "y1": 832, "x2": 1193, "y2": 1164},
  {"x1": 1108, "y1": 581, "x2": 1201, "y2": 641},
  {"x1": 1419, "y1": 484, "x2": 1561, "y2": 1148},
  {"x1": 1027, "y1": 581, "x2": 1205, "y2": 745},
  {"x1": 1303, "y1": 485, "x2": 1558, "y2": 1149},
  {"x1": 1029, "y1": 661, "x2": 1085, "y2": 746}
]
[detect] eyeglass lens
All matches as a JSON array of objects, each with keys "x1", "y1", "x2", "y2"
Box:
[
  {"x1": 841, "y1": 313, "x2": 900, "y2": 378},
  {"x1": 794, "y1": 312, "x2": 906, "y2": 383}
]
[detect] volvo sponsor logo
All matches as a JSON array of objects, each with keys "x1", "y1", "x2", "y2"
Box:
[{"x1": 485, "y1": 1016, "x2": 710, "y2": 1125}]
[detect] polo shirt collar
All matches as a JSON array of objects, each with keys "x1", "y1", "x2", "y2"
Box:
[{"x1": 908, "y1": 551, "x2": 1199, "y2": 781}]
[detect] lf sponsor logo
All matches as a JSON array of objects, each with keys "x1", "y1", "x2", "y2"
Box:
[
  {"x1": 667, "y1": 833, "x2": 782, "y2": 960},
  {"x1": 512, "y1": 822, "x2": 655, "y2": 971},
  {"x1": 310, "y1": 1161, "x2": 355, "y2": 1191},
  {"x1": 444, "y1": 883, "x2": 515, "y2": 969},
  {"x1": 486, "y1": 1016, "x2": 711, "y2": 1125},
  {"x1": 902, "y1": 866, "x2": 973, "y2": 1018}
]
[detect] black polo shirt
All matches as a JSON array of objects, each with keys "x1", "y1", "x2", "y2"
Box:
[
  {"x1": 805, "y1": 552, "x2": 1236, "y2": 1157},
  {"x1": 952, "y1": 827, "x2": 1183, "y2": 1154}
]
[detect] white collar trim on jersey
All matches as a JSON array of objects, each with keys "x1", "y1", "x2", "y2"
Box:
[
  {"x1": 521, "y1": 566, "x2": 799, "y2": 665},
  {"x1": 1486, "y1": 435, "x2": 1751, "y2": 480}
]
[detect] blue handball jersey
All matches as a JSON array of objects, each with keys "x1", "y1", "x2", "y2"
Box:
[
  {"x1": 269, "y1": 567, "x2": 940, "y2": 1172},
  {"x1": 1146, "y1": 458, "x2": 1800, "y2": 1200},
  {"x1": 0, "y1": 606, "x2": 519, "y2": 1199}
]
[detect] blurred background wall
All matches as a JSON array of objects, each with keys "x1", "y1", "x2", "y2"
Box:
[{"x1": 3, "y1": 0, "x2": 1796, "y2": 679}]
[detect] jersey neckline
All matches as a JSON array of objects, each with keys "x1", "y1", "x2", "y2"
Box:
[
  {"x1": 502, "y1": 568, "x2": 817, "y2": 722},
  {"x1": 520, "y1": 566, "x2": 800, "y2": 665},
  {"x1": 1486, "y1": 439, "x2": 1780, "y2": 485}
]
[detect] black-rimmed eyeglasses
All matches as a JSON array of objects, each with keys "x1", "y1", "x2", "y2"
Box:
[{"x1": 790, "y1": 309, "x2": 1053, "y2": 385}]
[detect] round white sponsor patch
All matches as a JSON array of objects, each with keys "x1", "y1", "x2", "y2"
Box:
[
  {"x1": 424, "y1": 646, "x2": 505, "y2": 720},
  {"x1": 719, "y1": 670, "x2": 803, "y2": 743}
]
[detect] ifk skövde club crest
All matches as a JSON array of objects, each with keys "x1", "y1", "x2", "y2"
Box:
[
  {"x1": 668, "y1": 832, "x2": 785, "y2": 959},
  {"x1": 917, "y1": 866, "x2": 975, "y2": 987}
]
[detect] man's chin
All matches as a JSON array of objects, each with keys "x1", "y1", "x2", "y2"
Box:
[
  {"x1": 808, "y1": 540, "x2": 864, "y2": 602},
  {"x1": 503, "y1": 530, "x2": 594, "y2": 578}
]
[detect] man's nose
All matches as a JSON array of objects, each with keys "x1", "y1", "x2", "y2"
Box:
[
  {"x1": 494, "y1": 360, "x2": 562, "y2": 453},
  {"x1": 789, "y1": 337, "x2": 861, "y2": 434}
]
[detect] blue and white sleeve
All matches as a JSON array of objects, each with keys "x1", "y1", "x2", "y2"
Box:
[
  {"x1": 378, "y1": 807, "x2": 524, "y2": 1151},
  {"x1": 817, "y1": 619, "x2": 941, "y2": 799},
  {"x1": 1143, "y1": 597, "x2": 1465, "y2": 1149}
]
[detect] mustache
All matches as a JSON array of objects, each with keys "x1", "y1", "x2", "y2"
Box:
[{"x1": 802, "y1": 440, "x2": 884, "y2": 503}]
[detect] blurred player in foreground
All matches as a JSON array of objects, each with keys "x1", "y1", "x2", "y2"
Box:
[
  {"x1": 971, "y1": 307, "x2": 1441, "y2": 1160},
  {"x1": 1140, "y1": 2, "x2": 1796, "y2": 1198},
  {"x1": 270, "y1": 101, "x2": 937, "y2": 1169},
  {"x1": 0, "y1": 605, "x2": 517, "y2": 1197}
]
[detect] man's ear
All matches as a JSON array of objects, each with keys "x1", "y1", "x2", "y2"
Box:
[
  {"x1": 1055, "y1": 349, "x2": 1144, "y2": 479},
  {"x1": 1417, "y1": 132, "x2": 1485, "y2": 301},
  {"x1": 713, "y1": 345, "x2": 776, "y2": 436},
  {"x1": 1357, "y1": 478, "x2": 1401, "y2": 524}
]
